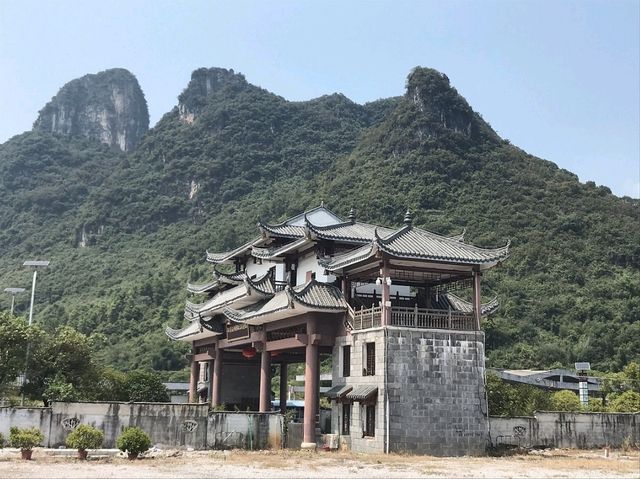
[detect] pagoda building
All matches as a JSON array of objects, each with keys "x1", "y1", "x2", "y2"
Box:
[{"x1": 166, "y1": 206, "x2": 508, "y2": 455}]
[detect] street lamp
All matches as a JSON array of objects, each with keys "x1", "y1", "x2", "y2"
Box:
[
  {"x1": 23, "y1": 260, "x2": 49, "y2": 326},
  {"x1": 4, "y1": 287, "x2": 26, "y2": 315},
  {"x1": 21, "y1": 260, "x2": 49, "y2": 405}
]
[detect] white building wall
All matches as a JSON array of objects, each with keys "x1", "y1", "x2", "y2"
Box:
[
  {"x1": 297, "y1": 252, "x2": 335, "y2": 285},
  {"x1": 244, "y1": 259, "x2": 278, "y2": 279}
]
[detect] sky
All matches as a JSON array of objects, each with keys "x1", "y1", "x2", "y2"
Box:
[{"x1": 1, "y1": 0, "x2": 638, "y2": 198}]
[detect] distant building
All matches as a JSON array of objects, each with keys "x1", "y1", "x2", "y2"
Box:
[
  {"x1": 490, "y1": 369, "x2": 601, "y2": 393},
  {"x1": 166, "y1": 206, "x2": 508, "y2": 455},
  {"x1": 162, "y1": 382, "x2": 190, "y2": 403}
]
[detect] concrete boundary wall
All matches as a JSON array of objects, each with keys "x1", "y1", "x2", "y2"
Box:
[
  {"x1": 0, "y1": 402, "x2": 282, "y2": 450},
  {"x1": 490, "y1": 412, "x2": 639, "y2": 449}
]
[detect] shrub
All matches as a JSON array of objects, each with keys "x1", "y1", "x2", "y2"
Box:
[
  {"x1": 609, "y1": 391, "x2": 640, "y2": 412},
  {"x1": 0, "y1": 432, "x2": 4, "y2": 448},
  {"x1": 116, "y1": 427, "x2": 151, "y2": 457},
  {"x1": 550, "y1": 390, "x2": 581, "y2": 412},
  {"x1": 66, "y1": 424, "x2": 104, "y2": 451},
  {"x1": 9, "y1": 427, "x2": 44, "y2": 451}
]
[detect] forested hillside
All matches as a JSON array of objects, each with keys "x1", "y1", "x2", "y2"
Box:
[{"x1": 0, "y1": 67, "x2": 637, "y2": 377}]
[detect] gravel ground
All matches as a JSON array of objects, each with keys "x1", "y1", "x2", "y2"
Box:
[{"x1": 0, "y1": 447, "x2": 637, "y2": 478}]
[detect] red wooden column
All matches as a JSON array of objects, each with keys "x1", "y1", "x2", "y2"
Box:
[
  {"x1": 259, "y1": 348, "x2": 271, "y2": 412},
  {"x1": 279, "y1": 363, "x2": 288, "y2": 415},
  {"x1": 302, "y1": 318, "x2": 319, "y2": 448},
  {"x1": 381, "y1": 259, "x2": 391, "y2": 326},
  {"x1": 188, "y1": 351, "x2": 199, "y2": 403},
  {"x1": 211, "y1": 350, "x2": 222, "y2": 407},
  {"x1": 472, "y1": 271, "x2": 482, "y2": 330}
]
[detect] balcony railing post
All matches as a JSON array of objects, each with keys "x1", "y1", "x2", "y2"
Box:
[{"x1": 448, "y1": 307, "x2": 452, "y2": 329}]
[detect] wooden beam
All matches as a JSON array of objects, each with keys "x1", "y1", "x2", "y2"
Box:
[
  {"x1": 266, "y1": 335, "x2": 307, "y2": 351},
  {"x1": 193, "y1": 352, "x2": 216, "y2": 362},
  {"x1": 217, "y1": 330, "x2": 264, "y2": 350}
]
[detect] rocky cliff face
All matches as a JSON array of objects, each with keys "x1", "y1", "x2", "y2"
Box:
[
  {"x1": 177, "y1": 67, "x2": 247, "y2": 124},
  {"x1": 33, "y1": 68, "x2": 149, "y2": 152},
  {"x1": 405, "y1": 67, "x2": 497, "y2": 141}
]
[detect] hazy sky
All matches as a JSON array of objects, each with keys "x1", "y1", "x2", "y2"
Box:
[{"x1": 1, "y1": 0, "x2": 638, "y2": 197}]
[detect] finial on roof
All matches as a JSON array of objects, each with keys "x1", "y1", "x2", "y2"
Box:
[
  {"x1": 320, "y1": 200, "x2": 325, "y2": 208},
  {"x1": 404, "y1": 209, "x2": 413, "y2": 227},
  {"x1": 348, "y1": 207, "x2": 356, "y2": 223}
]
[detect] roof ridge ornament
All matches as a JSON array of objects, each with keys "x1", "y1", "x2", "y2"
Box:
[
  {"x1": 348, "y1": 207, "x2": 356, "y2": 224},
  {"x1": 404, "y1": 209, "x2": 413, "y2": 227}
]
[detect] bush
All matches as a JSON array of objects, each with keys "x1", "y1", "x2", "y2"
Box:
[
  {"x1": 609, "y1": 391, "x2": 640, "y2": 412},
  {"x1": 0, "y1": 432, "x2": 4, "y2": 448},
  {"x1": 9, "y1": 427, "x2": 44, "y2": 451},
  {"x1": 550, "y1": 390, "x2": 581, "y2": 412},
  {"x1": 66, "y1": 424, "x2": 104, "y2": 451},
  {"x1": 116, "y1": 427, "x2": 151, "y2": 456}
]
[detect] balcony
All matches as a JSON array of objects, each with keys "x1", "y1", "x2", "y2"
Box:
[{"x1": 349, "y1": 304, "x2": 476, "y2": 331}]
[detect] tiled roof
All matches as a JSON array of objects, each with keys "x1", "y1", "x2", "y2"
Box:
[
  {"x1": 186, "y1": 269, "x2": 246, "y2": 294},
  {"x1": 165, "y1": 321, "x2": 201, "y2": 340},
  {"x1": 187, "y1": 272, "x2": 275, "y2": 316},
  {"x1": 445, "y1": 293, "x2": 500, "y2": 316},
  {"x1": 346, "y1": 385, "x2": 378, "y2": 401},
  {"x1": 251, "y1": 237, "x2": 311, "y2": 259},
  {"x1": 321, "y1": 225, "x2": 508, "y2": 272},
  {"x1": 305, "y1": 219, "x2": 395, "y2": 244},
  {"x1": 258, "y1": 221, "x2": 306, "y2": 239},
  {"x1": 222, "y1": 294, "x2": 291, "y2": 323},
  {"x1": 325, "y1": 384, "x2": 353, "y2": 399},
  {"x1": 291, "y1": 280, "x2": 349, "y2": 310},
  {"x1": 375, "y1": 226, "x2": 509, "y2": 265},
  {"x1": 186, "y1": 279, "x2": 222, "y2": 295},
  {"x1": 320, "y1": 243, "x2": 376, "y2": 272},
  {"x1": 222, "y1": 280, "x2": 348, "y2": 325},
  {"x1": 206, "y1": 238, "x2": 263, "y2": 264}
]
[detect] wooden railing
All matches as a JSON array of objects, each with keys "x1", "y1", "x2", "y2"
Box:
[
  {"x1": 348, "y1": 305, "x2": 476, "y2": 331},
  {"x1": 351, "y1": 305, "x2": 382, "y2": 330},
  {"x1": 390, "y1": 306, "x2": 476, "y2": 330}
]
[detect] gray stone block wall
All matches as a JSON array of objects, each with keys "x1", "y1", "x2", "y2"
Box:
[
  {"x1": 330, "y1": 327, "x2": 488, "y2": 456},
  {"x1": 386, "y1": 328, "x2": 488, "y2": 456},
  {"x1": 331, "y1": 329, "x2": 386, "y2": 453}
]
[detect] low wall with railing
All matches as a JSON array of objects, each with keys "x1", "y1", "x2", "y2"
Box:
[
  {"x1": 391, "y1": 306, "x2": 475, "y2": 330},
  {"x1": 350, "y1": 305, "x2": 476, "y2": 331}
]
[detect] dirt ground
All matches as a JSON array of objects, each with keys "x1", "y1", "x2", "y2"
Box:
[{"x1": 0, "y1": 447, "x2": 638, "y2": 478}]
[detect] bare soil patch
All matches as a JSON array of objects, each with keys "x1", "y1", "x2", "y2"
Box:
[{"x1": 0, "y1": 447, "x2": 637, "y2": 478}]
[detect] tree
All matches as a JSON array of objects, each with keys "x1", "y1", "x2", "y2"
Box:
[
  {"x1": 125, "y1": 371, "x2": 169, "y2": 402},
  {"x1": 0, "y1": 312, "x2": 45, "y2": 395},
  {"x1": 486, "y1": 372, "x2": 551, "y2": 416},
  {"x1": 550, "y1": 390, "x2": 581, "y2": 412},
  {"x1": 94, "y1": 368, "x2": 129, "y2": 401},
  {"x1": 25, "y1": 326, "x2": 99, "y2": 400},
  {"x1": 609, "y1": 391, "x2": 640, "y2": 412}
]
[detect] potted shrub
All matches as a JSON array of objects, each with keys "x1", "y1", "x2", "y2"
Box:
[
  {"x1": 66, "y1": 424, "x2": 104, "y2": 460},
  {"x1": 9, "y1": 427, "x2": 44, "y2": 460},
  {"x1": 116, "y1": 427, "x2": 151, "y2": 460}
]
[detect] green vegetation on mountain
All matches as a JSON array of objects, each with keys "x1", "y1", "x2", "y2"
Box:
[{"x1": 0, "y1": 66, "x2": 638, "y2": 385}]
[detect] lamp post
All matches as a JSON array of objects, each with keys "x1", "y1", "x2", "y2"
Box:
[
  {"x1": 21, "y1": 260, "x2": 49, "y2": 405},
  {"x1": 4, "y1": 287, "x2": 26, "y2": 315},
  {"x1": 23, "y1": 260, "x2": 49, "y2": 326}
]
